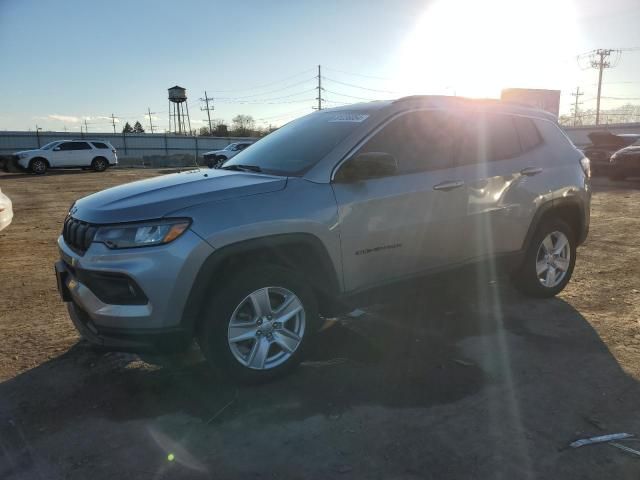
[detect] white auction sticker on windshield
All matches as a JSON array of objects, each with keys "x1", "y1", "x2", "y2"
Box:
[{"x1": 328, "y1": 112, "x2": 369, "y2": 123}]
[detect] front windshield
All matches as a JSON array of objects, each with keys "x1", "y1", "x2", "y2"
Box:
[
  {"x1": 40, "y1": 141, "x2": 59, "y2": 150},
  {"x1": 223, "y1": 110, "x2": 371, "y2": 175}
]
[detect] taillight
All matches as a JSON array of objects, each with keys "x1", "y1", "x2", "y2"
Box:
[
  {"x1": 579, "y1": 157, "x2": 591, "y2": 178},
  {"x1": 111, "y1": 149, "x2": 116, "y2": 153}
]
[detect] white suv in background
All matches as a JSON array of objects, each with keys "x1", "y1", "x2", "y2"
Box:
[{"x1": 14, "y1": 140, "x2": 118, "y2": 174}]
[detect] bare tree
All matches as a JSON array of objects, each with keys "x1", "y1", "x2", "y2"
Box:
[{"x1": 232, "y1": 115, "x2": 255, "y2": 136}]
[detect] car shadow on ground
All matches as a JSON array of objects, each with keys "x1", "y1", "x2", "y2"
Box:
[
  {"x1": 2, "y1": 275, "x2": 640, "y2": 479},
  {"x1": 0, "y1": 169, "x2": 101, "y2": 180}
]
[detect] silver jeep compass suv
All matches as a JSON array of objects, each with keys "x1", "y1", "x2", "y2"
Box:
[{"x1": 55, "y1": 96, "x2": 591, "y2": 382}]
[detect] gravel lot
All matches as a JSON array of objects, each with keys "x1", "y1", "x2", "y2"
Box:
[{"x1": 1, "y1": 169, "x2": 640, "y2": 479}]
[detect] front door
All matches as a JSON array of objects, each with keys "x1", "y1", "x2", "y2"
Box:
[{"x1": 332, "y1": 110, "x2": 468, "y2": 292}]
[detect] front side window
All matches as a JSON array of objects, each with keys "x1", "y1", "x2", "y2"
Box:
[
  {"x1": 41, "y1": 141, "x2": 60, "y2": 150},
  {"x1": 56, "y1": 142, "x2": 74, "y2": 151},
  {"x1": 356, "y1": 110, "x2": 458, "y2": 174},
  {"x1": 69, "y1": 142, "x2": 92, "y2": 150}
]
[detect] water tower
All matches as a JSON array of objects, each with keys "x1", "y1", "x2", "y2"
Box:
[{"x1": 168, "y1": 85, "x2": 192, "y2": 135}]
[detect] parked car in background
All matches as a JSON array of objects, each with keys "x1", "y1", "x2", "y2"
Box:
[
  {"x1": 203, "y1": 142, "x2": 254, "y2": 168},
  {"x1": 55, "y1": 96, "x2": 590, "y2": 383},
  {"x1": 0, "y1": 187, "x2": 13, "y2": 232},
  {"x1": 609, "y1": 138, "x2": 640, "y2": 180},
  {"x1": 14, "y1": 140, "x2": 118, "y2": 174},
  {"x1": 583, "y1": 132, "x2": 640, "y2": 175}
]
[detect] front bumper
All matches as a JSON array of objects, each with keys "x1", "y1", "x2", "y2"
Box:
[{"x1": 57, "y1": 229, "x2": 215, "y2": 351}]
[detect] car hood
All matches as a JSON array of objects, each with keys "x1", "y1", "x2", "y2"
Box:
[
  {"x1": 615, "y1": 145, "x2": 640, "y2": 155},
  {"x1": 14, "y1": 149, "x2": 42, "y2": 156},
  {"x1": 204, "y1": 149, "x2": 226, "y2": 155},
  {"x1": 71, "y1": 169, "x2": 287, "y2": 224}
]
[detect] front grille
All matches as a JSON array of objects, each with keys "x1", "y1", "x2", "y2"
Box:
[{"x1": 62, "y1": 216, "x2": 97, "y2": 254}]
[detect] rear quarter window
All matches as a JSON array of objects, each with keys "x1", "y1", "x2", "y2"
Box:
[{"x1": 514, "y1": 117, "x2": 543, "y2": 152}]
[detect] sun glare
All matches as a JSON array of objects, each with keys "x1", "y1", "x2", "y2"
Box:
[{"x1": 392, "y1": 0, "x2": 579, "y2": 98}]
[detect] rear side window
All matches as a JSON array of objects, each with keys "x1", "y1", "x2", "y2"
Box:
[
  {"x1": 486, "y1": 114, "x2": 521, "y2": 160},
  {"x1": 457, "y1": 113, "x2": 521, "y2": 164},
  {"x1": 91, "y1": 142, "x2": 109, "y2": 149},
  {"x1": 514, "y1": 117, "x2": 542, "y2": 152},
  {"x1": 358, "y1": 110, "x2": 457, "y2": 174}
]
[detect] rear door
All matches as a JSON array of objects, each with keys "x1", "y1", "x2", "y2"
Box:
[
  {"x1": 453, "y1": 112, "x2": 545, "y2": 260},
  {"x1": 332, "y1": 109, "x2": 468, "y2": 292},
  {"x1": 67, "y1": 141, "x2": 94, "y2": 166}
]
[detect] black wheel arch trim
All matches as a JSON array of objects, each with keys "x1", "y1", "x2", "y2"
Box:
[
  {"x1": 180, "y1": 233, "x2": 342, "y2": 334},
  {"x1": 522, "y1": 197, "x2": 588, "y2": 255}
]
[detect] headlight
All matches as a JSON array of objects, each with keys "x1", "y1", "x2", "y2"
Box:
[
  {"x1": 94, "y1": 218, "x2": 191, "y2": 249},
  {"x1": 17, "y1": 153, "x2": 29, "y2": 159}
]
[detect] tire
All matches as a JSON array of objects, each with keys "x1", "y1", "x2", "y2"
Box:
[
  {"x1": 92, "y1": 157, "x2": 109, "y2": 172},
  {"x1": 197, "y1": 265, "x2": 320, "y2": 384},
  {"x1": 29, "y1": 158, "x2": 48, "y2": 174},
  {"x1": 514, "y1": 218, "x2": 576, "y2": 298}
]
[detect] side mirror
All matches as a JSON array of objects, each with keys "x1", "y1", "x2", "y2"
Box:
[{"x1": 335, "y1": 152, "x2": 397, "y2": 182}]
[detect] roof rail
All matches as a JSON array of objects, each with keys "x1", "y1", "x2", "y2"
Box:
[{"x1": 393, "y1": 95, "x2": 504, "y2": 105}]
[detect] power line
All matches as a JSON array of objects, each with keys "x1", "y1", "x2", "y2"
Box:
[
  {"x1": 215, "y1": 90, "x2": 316, "y2": 104},
  {"x1": 322, "y1": 76, "x2": 397, "y2": 94},
  {"x1": 323, "y1": 66, "x2": 394, "y2": 82},
  {"x1": 215, "y1": 77, "x2": 315, "y2": 100},
  {"x1": 323, "y1": 89, "x2": 377, "y2": 102},
  {"x1": 208, "y1": 68, "x2": 316, "y2": 93}
]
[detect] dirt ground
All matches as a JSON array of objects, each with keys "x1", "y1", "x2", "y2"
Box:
[{"x1": 1, "y1": 168, "x2": 640, "y2": 479}]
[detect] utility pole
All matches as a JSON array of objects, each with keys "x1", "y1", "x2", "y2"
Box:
[
  {"x1": 571, "y1": 87, "x2": 584, "y2": 127},
  {"x1": 315, "y1": 64, "x2": 324, "y2": 110},
  {"x1": 200, "y1": 91, "x2": 214, "y2": 134},
  {"x1": 84, "y1": 119, "x2": 89, "y2": 134},
  {"x1": 147, "y1": 107, "x2": 155, "y2": 134},
  {"x1": 110, "y1": 113, "x2": 117, "y2": 134},
  {"x1": 589, "y1": 49, "x2": 618, "y2": 126}
]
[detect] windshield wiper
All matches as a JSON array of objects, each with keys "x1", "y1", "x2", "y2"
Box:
[{"x1": 221, "y1": 164, "x2": 262, "y2": 173}]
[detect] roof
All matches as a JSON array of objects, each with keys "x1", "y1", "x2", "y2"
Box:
[
  {"x1": 321, "y1": 95, "x2": 558, "y2": 121},
  {"x1": 168, "y1": 85, "x2": 186, "y2": 90}
]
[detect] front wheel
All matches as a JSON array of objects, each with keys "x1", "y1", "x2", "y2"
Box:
[
  {"x1": 197, "y1": 265, "x2": 319, "y2": 383},
  {"x1": 514, "y1": 219, "x2": 576, "y2": 298},
  {"x1": 30, "y1": 158, "x2": 48, "y2": 174}
]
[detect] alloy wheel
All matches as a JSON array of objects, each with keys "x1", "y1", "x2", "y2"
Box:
[
  {"x1": 227, "y1": 286, "x2": 306, "y2": 370},
  {"x1": 536, "y1": 231, "x2": 571, "y2": 288}
]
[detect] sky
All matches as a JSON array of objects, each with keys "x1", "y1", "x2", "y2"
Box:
[{"x1": 1, "y1": 0, "x2": 640, "y2": 132}]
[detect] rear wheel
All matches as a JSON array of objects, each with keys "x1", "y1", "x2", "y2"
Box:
[
  {"x1": 29, "y1": 158, "x2": 47, "y2": 174},
  {"x1": 92, "y1": 157, "x2": 108, "y2": 172},
  {"x1": 197, "y1": 265, "x2": 319, "y2": 383},
  {"x1": 515, "y1": 219, "x2": 576, "y2": 297}
]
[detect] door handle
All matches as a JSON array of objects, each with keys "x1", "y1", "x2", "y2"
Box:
[
  {"x1": 433, "y1": 180, "x2": 464, "y2": 191},
  {"x1": 520, "y1": 167, "x2": 543, "y2": 176}
]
